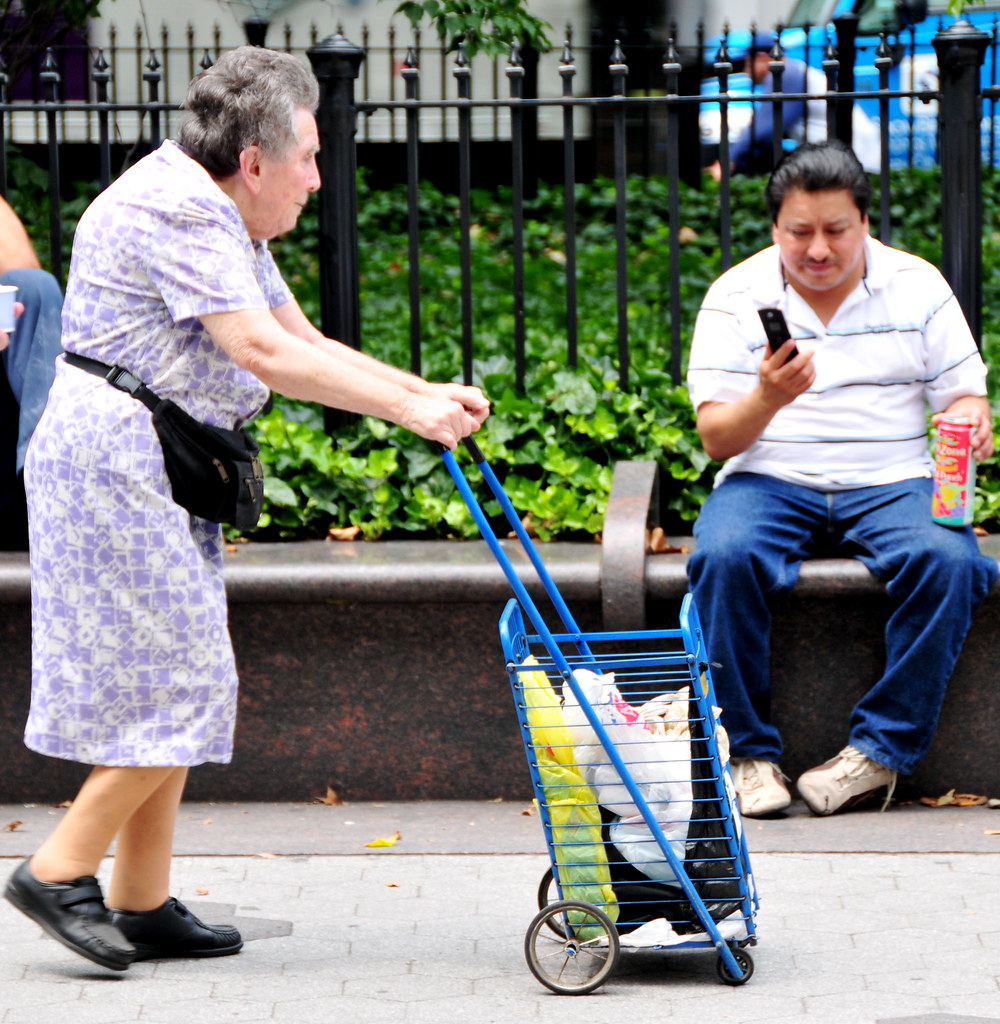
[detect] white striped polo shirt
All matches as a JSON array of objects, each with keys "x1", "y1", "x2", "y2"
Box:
[{"x1": 686, "y1": 236, "x2": 988, "y2": 490}]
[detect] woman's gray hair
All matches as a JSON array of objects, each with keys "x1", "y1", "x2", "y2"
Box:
[{"x1": 177, "y1": 46, "x2": 320, "y2": 179}]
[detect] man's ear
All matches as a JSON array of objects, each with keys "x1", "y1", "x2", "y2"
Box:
[{"x1": 238, "y1": 145, "x2": 263, "y2": 194}]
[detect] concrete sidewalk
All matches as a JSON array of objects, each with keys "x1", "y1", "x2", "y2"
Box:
[{"x1": 2, "y1": 799, "x2": 1000, "y2": 1024}]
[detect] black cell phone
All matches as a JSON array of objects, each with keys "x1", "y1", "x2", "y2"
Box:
[{"x1": 758, "y1": 308, "x2": 800, "y2": 362}]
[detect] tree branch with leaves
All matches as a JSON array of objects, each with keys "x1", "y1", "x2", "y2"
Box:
[
  {"x1": 946, "y1": 0, "x2": 988, "y2": 16},
  {"x1": 386, "y1": 0, "x2": 553, "y2": 59},
  {"x1": 0, "y1": 0, "x2": 108, "y2": 86}
]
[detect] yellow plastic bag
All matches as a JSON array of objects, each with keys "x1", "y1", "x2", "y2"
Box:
[
  {"x1": 518, "y1": 659, "x2": 577, "y2": 765},
  {"x1": 517, "y1": 659, "x2": 618, "y2": 931}
]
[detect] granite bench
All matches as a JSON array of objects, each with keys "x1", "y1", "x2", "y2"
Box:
[{"x1": 2, "y1": 461, "x2": 997, "y2": 804}]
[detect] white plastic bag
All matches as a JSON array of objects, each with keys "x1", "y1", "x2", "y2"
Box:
[{"x1": 560, "y1": 670, "x2": 695, "y2": 869}]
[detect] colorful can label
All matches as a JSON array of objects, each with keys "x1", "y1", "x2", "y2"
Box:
[{"x1": 931, "y1": 417, "x2": 975, "y2": 526}]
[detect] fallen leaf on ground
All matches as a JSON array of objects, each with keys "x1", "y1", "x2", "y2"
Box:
[
  {"x1": 922, "y1": 789, "x2": 956, "y2": 806},
  {"x1": 202, "y1": 818, "x2": 213, "y2": 825},
  {"x1": 316, "y1": 785, "x2": 342, "y2": 805},
  {"x1": 921, "y1": 789, "x2": 988, "y2": 807},
  {"x1": 365, "y1": 830, "x2": 402, "y2": 848},
  {"x1": 328, "y1": 525, "x2": 361, "y2": 541},
  {"x1": 985, "y1": 830, "x2": 1000, "y2": 835},
  {"x1": 195, "y1": 887, "x2": 210, "y2": 895},
  {"x1": 385, "y1": 881, "x2": 401, "y2": 887},
  {"x1": 647, "y1": 526, "x2": 689, "y2": 555},
  {"x1": 3, "y1": 820, "x2": 25, "y2": 832}
]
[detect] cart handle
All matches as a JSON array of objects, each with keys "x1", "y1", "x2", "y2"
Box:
[{"x1": 442, "y1": 437, "x2": 596, "y2": 672}]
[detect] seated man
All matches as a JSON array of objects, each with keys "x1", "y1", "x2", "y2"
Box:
[
  {"x1": 686, "y1": 141, "x2": 996, "y2": 817},
  {"x1": 0, "y1": 196, "x2": 63, "y2": 549}
]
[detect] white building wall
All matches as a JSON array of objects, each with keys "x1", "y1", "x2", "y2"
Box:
[
  {"x1": 670, "y1": 0, "x2": 793, "y2": 40},
  {"x1": 76, "y1": 0, "x2": 592, "y2": 142}
]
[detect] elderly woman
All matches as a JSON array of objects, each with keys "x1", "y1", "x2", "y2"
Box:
[{"x1": 4, "y1": 46, "x2": 489, "y2": 972}]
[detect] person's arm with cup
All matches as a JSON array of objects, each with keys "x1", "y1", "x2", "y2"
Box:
[
  {"x1": 0, "y1": 195, "x2": 40, "y2": 273},
  {"x1": 0, "y1": 195, "x2": 32, "y2": 348},
  {"x1": 0, "y1": 301, "x2": 24, "y2": 352}
]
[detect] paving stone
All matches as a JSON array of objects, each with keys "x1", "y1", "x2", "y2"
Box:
[{"x1": 2, "y1": 805, "x2": 1000, "y2": 1023}]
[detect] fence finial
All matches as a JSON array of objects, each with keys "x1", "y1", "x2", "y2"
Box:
[
  {"x1": 771, "y1": 26, "x2": 785, "y2": 61},
  {"x1": 662, "y1": 36, "x2": 680, "y2": 73},
  {"x1": 454, "y1": 37, "x2": 469, "y2": 70},
  {"x1": 714, "y1": 23, "x2": 732, "y2": 69},
  {"x1": 92, "y1": 48, "x2": 111, "y2": 90},
  {"x1": 823, "y1": 30, "x2": 839, "y2": 64}
]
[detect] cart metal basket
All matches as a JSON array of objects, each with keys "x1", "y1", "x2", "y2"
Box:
[{"x1": 445, "y1": 439, "x2": 759, "y2": 994}]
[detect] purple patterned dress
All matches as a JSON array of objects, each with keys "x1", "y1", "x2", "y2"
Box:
[{"x1": 23, "y1": 140, "x2": 292, "y2": 767}]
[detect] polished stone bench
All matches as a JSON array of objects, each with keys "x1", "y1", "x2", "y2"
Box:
[{"x1": 2, "y1": 462, "x2": 998, "y2": 804}]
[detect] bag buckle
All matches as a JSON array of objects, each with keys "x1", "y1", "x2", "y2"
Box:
[{"x1": 105, "y1": 365, "x2": 146, "y2": 398}]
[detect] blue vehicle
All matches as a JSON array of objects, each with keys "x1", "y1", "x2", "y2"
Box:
[{"x1": 699, "y1": 0, "x2": 1000, "y2": 168}]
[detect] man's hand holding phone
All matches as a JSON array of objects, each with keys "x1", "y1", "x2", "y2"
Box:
[
  {"x1": 756, "y1": 307, "x2": 814, "y2": 406},
  {"x1": 758, "y1": 307, "x2": 799, "y2": 364}
]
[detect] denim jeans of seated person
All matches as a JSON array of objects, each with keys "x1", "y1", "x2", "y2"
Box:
[{"x1": 687, "y1": 472, "x2": 996, "y2": 775}]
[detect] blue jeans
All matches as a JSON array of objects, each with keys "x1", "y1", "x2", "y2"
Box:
[
  {"x1": 687, "y1": 473, "x2": 997, "y2": 774},
  {"x1": 0, "y1": 268, "x2": 63, "y2": 473},
  {"x1": 0, "y1": 269, "x2": 62, "y2": 549}
]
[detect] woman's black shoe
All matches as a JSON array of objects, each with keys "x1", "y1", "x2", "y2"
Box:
[
  {"x1": 4, "y1": 858, "x2": 135, "y2": 971},
  {"x1": 109, "y1": 897, "x2": 243, "y2": 960}
]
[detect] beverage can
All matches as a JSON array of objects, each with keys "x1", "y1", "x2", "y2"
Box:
[
  {"x1": 931, "y1": 416, "x2": 976, "y2": 526},
  {"x1": 0, "y1": 284, "x2": 17, "y2": 333}
]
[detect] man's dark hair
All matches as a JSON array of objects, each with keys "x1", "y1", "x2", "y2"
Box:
[{"x1": 764, "y1": 141, "x2": 872, "y2": 223}]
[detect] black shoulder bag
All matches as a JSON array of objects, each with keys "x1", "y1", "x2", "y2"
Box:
[{"x1": 65, "y1": 352, "x2": 264, "y2": 529}]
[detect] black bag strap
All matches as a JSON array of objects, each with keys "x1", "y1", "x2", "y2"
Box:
[{"x1": 64, "y1": 351, "x2": 162, "y2": 415}]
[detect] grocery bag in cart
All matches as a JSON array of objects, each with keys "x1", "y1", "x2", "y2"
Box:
[{"x1": 444, "y1": 438, "x2": 759, "y2": 995}]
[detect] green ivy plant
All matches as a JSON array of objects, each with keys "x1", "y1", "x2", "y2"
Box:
[
  {"x1": 257, "y1": 166, "x2": 1000, "y2": 542},
  {"x1": 6, "y1": 149, "x2": 1000, "y2": 542}
]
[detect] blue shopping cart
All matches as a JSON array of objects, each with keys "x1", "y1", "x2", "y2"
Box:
[{"x1": 444, "y1": 438, "x2": 759, "y2": 995}]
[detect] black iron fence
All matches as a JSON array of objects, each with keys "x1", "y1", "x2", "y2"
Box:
[
  {"x1": 2, "y1": 18, "x2": 999, "y2": 395},
  {"x1": 312, "y1": 20, "x2": 999, "y2": 389}
]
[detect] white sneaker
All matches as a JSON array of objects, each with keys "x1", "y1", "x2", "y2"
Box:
[
  {"x1": 797, "y1": 745, "x2": 897, "y2": 816},
  {"x1": 729, "y1": 758, "x2": 791, "y2": 817}
]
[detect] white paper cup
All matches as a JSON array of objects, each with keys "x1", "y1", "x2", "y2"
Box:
[{"x1": 0, "y1": 284, "x2": 17, "y2": 332}]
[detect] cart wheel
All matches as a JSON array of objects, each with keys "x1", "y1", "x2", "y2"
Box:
[
  {"x1": 524, "y1": 899, "x2": 620, "y2": 995},
  {"x1": 716, "y1": 946, "x2": 754, "y2": 986},
  {"x1": 535, "y1": 867, "x2": 568, "y2": 938}
]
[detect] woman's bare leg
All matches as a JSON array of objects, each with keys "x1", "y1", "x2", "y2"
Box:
[
  {"x1": 28, "y1": 765, "x2": 180, "y2": 885},
  {"x1": 107, "y1": 766, "x2": 189, "y2": 911}
]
